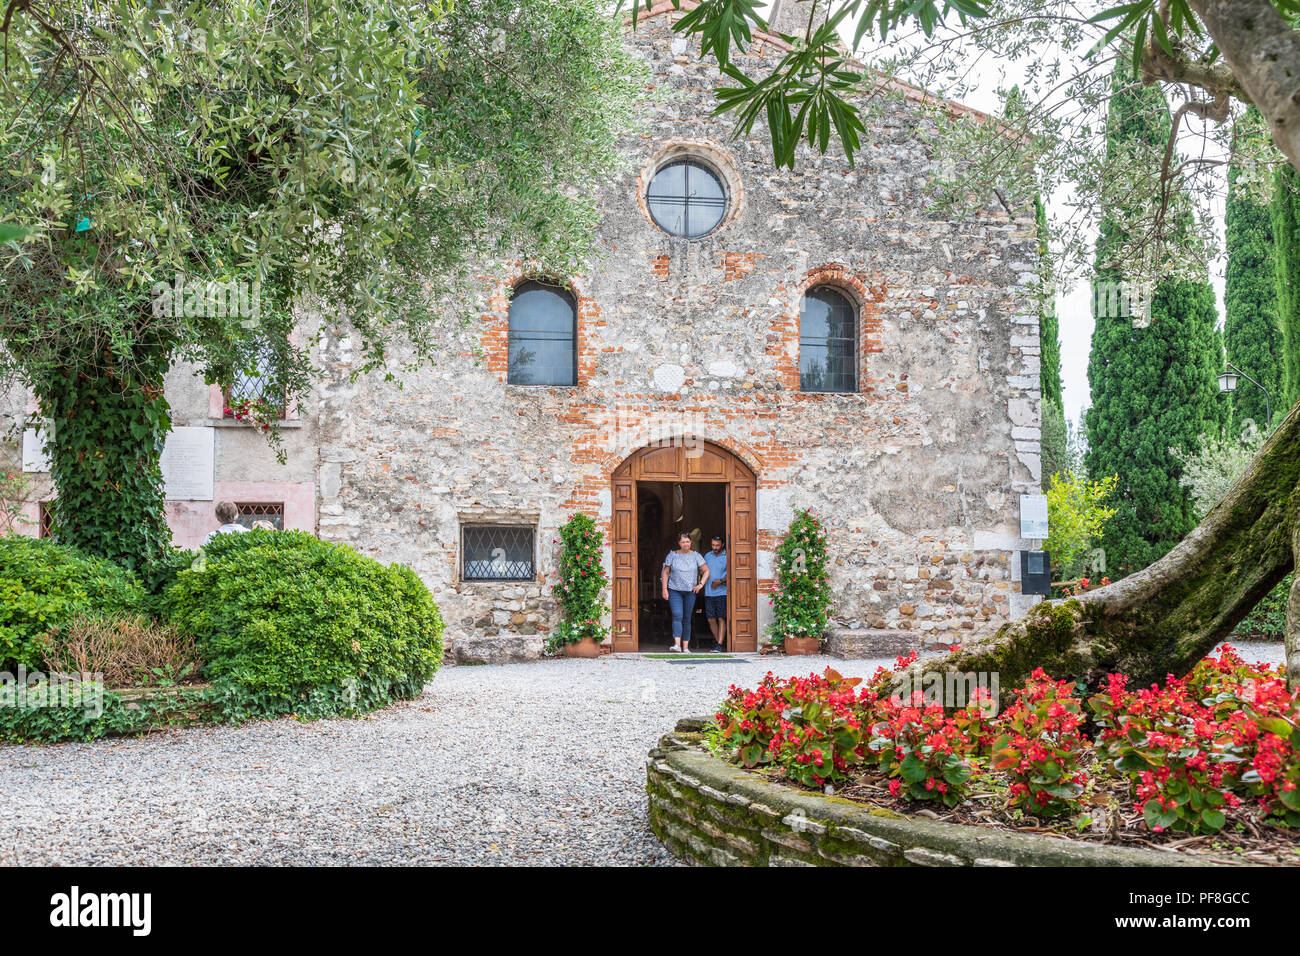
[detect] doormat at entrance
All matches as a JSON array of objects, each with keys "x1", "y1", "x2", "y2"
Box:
[{"x1": 643, "y1": 654, "x2": 746, "y2": 662}]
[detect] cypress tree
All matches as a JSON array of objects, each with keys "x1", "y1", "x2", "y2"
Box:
[
  {"x1": 1084, "y1": 75, "x2": 1227, "y2": 575},
  {"x1": 1224, "y1": 107, "x2": 1284, "y2": 433},
  {"x1": 1273, "y1": 164, "x2": 1300, "y2": 410}
]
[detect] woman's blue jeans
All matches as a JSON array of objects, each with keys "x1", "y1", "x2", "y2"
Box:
[{"x1": 668, "y1": 588, "x2": 696, "y2": 642}]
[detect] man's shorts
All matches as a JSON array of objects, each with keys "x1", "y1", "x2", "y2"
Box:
[{"x1": 704, "y1": 595, "x2": 727, "y2": 619}]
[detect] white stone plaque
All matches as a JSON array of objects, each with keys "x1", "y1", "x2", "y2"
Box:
[
  {"x1": 21, "y1": 428, "x2": 51, "y2": 473},
  {"x1": 1019, "y1": 494, "x2": 1048, "y2": 539},
  {"x1": 161, "y1": 426, "x2": 215, "y2": 500}
]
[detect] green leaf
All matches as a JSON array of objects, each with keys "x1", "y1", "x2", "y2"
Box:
[
  {"x1": 0, "y1": 224, "x2": 32, "y2": 243},
  {"x1": 1199, "y1": 808, "x2": 1226, "y2": 831}
]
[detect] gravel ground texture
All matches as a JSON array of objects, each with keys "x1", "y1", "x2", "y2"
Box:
[{"x1": 0, "y1": 642, "x2": 1284, "y2": 866}]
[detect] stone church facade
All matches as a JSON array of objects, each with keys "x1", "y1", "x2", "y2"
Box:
[{"x1": 3, "y1": 4, "x2": 1044, "y2": 663}]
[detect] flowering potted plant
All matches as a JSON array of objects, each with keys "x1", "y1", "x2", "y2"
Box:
[
  {"x1": 548, "y1": 513, "x2": 611, "y2": 658},
  {"x1": 768, "y1": 508, "x2": 831, "y2": 655},
  {"x1": 224, "y1": 396, "x2": 282, "y2": 432}
]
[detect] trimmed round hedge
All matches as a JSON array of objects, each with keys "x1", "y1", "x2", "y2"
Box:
[
  {"x1": 166, "y1": 530, "x2": 444, "y2": 718},
  {"x1": 0, "y1": 535, "x2": 144, "y2": 669}
]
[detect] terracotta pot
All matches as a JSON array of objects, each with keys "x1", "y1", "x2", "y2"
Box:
[
  {"x1": 783, "y1": 635, "x2": 821, "y2": 656},
  {"x1": 563, "y1": 637, "x2": 602, "y2": 659}
]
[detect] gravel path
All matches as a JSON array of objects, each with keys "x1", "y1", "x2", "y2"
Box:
[{"x1": 0, "y1": 642, "x2": 1284, "y2": 866}]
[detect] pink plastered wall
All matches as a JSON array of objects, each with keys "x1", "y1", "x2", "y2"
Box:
[
  {"x1": 166, "y1": 481, "x2": 316, "y2": 551},
  {"x1": 15, "y1": 500, "x2": 42, "y2": 538},
  {"x1": 23, "y1": 483, "x2": 316, "y2": 550}
]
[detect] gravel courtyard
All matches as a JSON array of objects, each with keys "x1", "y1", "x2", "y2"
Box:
[{"x1": 0, "y1": 643, "x2": 1283, "y2": 866}]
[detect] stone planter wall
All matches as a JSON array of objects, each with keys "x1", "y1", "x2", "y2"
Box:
[{"x1": 647, "y1": 719, "x2": 1212, "y2": 867}]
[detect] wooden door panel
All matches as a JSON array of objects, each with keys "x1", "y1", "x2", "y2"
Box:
[
  {"x1": 611, "y1": 477, "x2": 637, "y2": 653},
  {"x1": 611, "y1": 441, "x2": 758, "y2": 653},
  {"x1": 729, "y1": 477, "x2": 758, "y2": 652},
  {"x1": 636, "y1": 444, "x2": 683, "y2": 481},
  {"x1": 685, "y1": 445, "x2": 729, "y2": 480}
]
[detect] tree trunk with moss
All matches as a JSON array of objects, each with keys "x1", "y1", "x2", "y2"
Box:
[
  {"x1": 37, "y1": 354, "x2": 174, "y2": 573},
  {"x1": 896, "y1": 400, "x2": 1300, "y2": 698}
]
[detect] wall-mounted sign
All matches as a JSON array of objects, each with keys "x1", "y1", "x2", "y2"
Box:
[
  {"x1": 160, "y1": 426, "x2": 215, "y2": 501},
  {"x1": 21, "y1": 428, "x2": 50, "y2": 473},
  {"x1": 1019, "y1": 493, "x2": 1048, "y2": 539}
]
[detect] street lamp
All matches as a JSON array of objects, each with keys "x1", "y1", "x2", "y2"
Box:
[{"x1": 1218, "y1": 362, "x2": 1271, "y2": 431}]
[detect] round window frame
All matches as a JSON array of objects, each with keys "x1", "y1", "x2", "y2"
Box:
[{"x1": 637, "y1": 142, "x2": 744, "y2": 241}]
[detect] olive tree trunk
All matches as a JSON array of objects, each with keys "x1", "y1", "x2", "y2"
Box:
[
  {"x1": 1188, "y1": 0, "x2": 1300, "y2": 175},
  {"x1": 895, "y1": 399, "x2": 1300, "y2": 698},
  {"x1": 38, "y1": 354, "x2": 174, "y2": 573}
]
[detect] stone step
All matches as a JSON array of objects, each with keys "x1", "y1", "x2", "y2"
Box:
[
  {"x1": 824, "y1": 628, "x2": 920, "y2": 660},
  {"x1": 449, "y1": 634, "x2": 545, "y2": 666}
]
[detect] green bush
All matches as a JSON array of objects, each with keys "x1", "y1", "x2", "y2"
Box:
[
  {"x1": 138, "y1": 546, "x2": 199, "y2": 617},
  {"x1": 165, "y1": 530, "x2": 444, "y2": 719},
  {"x1": 0, "y1": 535, "x2": 144, "y2": 669},
  {"x1": 0, "y1": 681, "x2": 145, "y2": 743}
]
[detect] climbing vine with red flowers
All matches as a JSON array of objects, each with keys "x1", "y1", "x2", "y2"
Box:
[
  {"x1": 548, "y1": 513, "x2": 611, "y2": 650},
  {"x1": 768, "y1": 508, "x2": 831, "y2": 646}
]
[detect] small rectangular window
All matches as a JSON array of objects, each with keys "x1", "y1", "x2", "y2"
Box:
[
  {"x1": 39, "y1": 501, "x2": 53, "y2": 539},
  {"x1": 462, "y1": 525, "x2": 536, "y2": 582},
  {"x1": 234, "y1": 502, "x2": 285, "y2": 530}
]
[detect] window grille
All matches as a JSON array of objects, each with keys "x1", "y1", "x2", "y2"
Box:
[
  {"x1": 462, "y1": 525, "x2": 536, "y2": 581},
  {"x1": 224, "y1": 340, "x2": 287, "y2": 418},
  {"x1": 646, "y1": 160, "x2": 728, "y2": 238},
  {"x1": 234, "y1": 502, "x2": 285, "y2": 530},
  {"x1": 508, "y1": 281, "x2": 577, "y2": 387}
]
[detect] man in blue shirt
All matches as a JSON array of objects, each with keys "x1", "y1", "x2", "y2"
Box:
[{"x1": 702, "y1": 535, "x2": 728, "y2": 652}]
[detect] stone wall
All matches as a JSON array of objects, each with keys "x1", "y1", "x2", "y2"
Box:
[
  {"x1": 312, "y1": 11, "x2": 1044, "y2": 660},
  {"x1": 647, "y1": 721, "x2": 1210, "y2": 867}
]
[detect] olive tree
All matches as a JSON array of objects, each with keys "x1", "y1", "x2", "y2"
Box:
[{"x1": 0, "y1": 0, "x2": 642, "y2": 568}]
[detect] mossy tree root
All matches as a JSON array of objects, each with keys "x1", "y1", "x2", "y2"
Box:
[{"x1": 894, "y1": 400, "x2": 1300, "y2": 698}]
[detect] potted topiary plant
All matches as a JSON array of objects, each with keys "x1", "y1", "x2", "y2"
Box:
[
  {"x1": 548, "y1": 513, "x2": 611, "y2": 659},
  {"x1": 768, "y1": 508, "x2": 831, "y2": 655}
]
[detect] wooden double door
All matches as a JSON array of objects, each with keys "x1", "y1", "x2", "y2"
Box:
[{"x1": 610, "y1": 442, "x2": 757, "y2": 652}]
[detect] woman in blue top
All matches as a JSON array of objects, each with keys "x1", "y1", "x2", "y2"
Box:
[{"x1": 661, "y1": 532, "x2": 709, "y2": 653}]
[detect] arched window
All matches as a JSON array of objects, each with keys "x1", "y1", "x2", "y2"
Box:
[
  {"x1": 508, "y1": 280, "x2": 577, "y2": 386},
  {"x1": 799, "y1": 286, "x2": 858, "y2": 393},
  {"x1": 646, "y1": 160, "x2": 728, "y2": 238}
]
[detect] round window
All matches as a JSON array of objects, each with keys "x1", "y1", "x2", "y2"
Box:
[{"x1": 645, "y1": 160, "x2": 728, "y2": 238}]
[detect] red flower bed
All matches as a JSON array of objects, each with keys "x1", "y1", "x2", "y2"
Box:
[{"x1": 709, "y1": 646, "x2": 1300, "y2": 842}]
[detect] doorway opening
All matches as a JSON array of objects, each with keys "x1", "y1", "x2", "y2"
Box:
[
  {"x1": 636, "y1": 481, "x2": 726, "y2": 650},
  {"x1": 609, "y1": 440, "x2": 757, "y2": 653}
]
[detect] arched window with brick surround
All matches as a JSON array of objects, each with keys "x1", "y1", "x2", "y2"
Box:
[
  {"x1": 507, "y1": 280, "x2": 577, "y2": 386},
  {"x1": 799, "y1": 286, "x2": 858, "y2": 393}
]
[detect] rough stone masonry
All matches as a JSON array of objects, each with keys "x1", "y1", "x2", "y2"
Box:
[{"x1": 310, "y1": 9, "x2": 1044, "y2": 662}]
